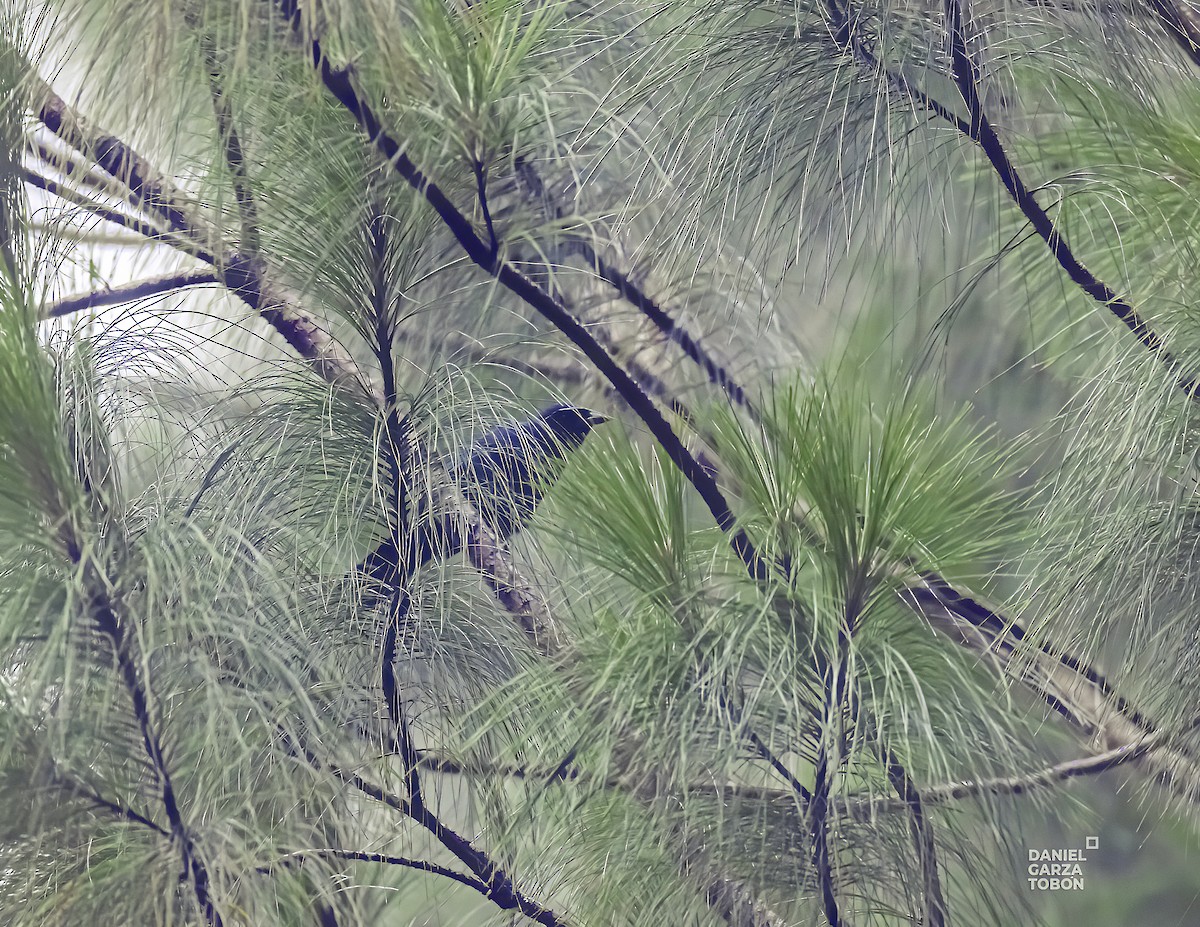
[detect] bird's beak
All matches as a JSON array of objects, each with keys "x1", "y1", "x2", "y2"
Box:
[{"x1": 587, "y1": 412, "x2": 610, "y2": 426}]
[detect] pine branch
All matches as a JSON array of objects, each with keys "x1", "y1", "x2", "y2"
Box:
[
  {"x1": 261, "y1": 848, "x2": 490, "y2": 893},
  {"x1": 309, "y1": 749, "x2": 574, "y2": 927},
  {"x1": 820, "y1": 0, "x2": 971, "y2": 132},
  {"x1": 28, "y1": 82, "x2": 577, "y2": 661},
  {"x1": 942, "y1": 0, "x2": 1195, "y2": 393},
  {"x1": 881, "y1": 749, "x2": 949, "y2": 927},
  {"x1": 202, "y1": 48, "x2": 262, "y2": 256},
  {"x1": 418, "y1": 722, "x2": 1170, "y2": 818},
  {"x1": 512, "y1": 155, "x2": 752, "y2": 414},
  {"x1": 1148, "y1": 0, "x2": 1200, "y2": 67},
  {"x1": 70, "y1": 557, "x2": 222, "y2": 926},
  {"x1": 31, "y1": 78, "x2": 204, "y2": 242},
  {"x1": 51, "y1": 767, "x2": 169, "y2": 837},
  {"x1": 464, "y1": 525, "x2": 565, "y2": 652},
  {"x1": 270, "y1": 0, "x2": 769, "y2": 584},
  {"x1": 819, "y1": 0, "x2": 1200, "y2": 394},
  {"x1": 29, "y1": 86, "x2": 370, "y2": 397},
  {"x1": 44, "y1": 270, "x2": 219, "y2": 319},
  {"x1": 902, "y1": 576, "x2": 1200, "y2": 800},
  {"x1": 716, "y1": 683, "x2": 813, "y2": 804},
  {"x1": 855, "y1": 731, "x2": 1167, "y2": 815},
  {"x1": 22, "y1": 167, "x2": 185, "y2": 250},
  {"x1": 363, "y1": 206, "x2": 425, "y2": 800},
  {"x1": 809, "y1": 736, "x2": 840, "y2": 926},
  {"x1": 28, "y1": 139, "x2": 118, "y2": 192}
]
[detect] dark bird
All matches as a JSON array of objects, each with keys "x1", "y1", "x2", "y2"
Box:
[{"x1": 359, "y1": 403, "x2": 609, "y2": 592}]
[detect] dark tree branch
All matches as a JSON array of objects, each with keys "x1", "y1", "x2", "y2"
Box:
[
  {"x1": 24, "y1": 127, "x2": 217, "y2": 262},
  {"x1": 953, "y1": 0, "x2": 1197, "y2": 393},
  {"x1": 809, "y1": 660, "x2": 847, "y2": 927},
  {"x1": 261, "y1": 848, "x2": 490, "y2": 893},
  {"x1": 574, "y1": 239, "x2": 752, "y2": 411},
  {"x1": 512, "y1": 155, "x2": 752, "y2": 414},
  {"x1": 270, "y1": 0, "x2": 769, "y2": 584},
  {"x1": 418, "y1": 722, "x2": 1169, "y2": 817},
  {"x1": 821, "y1": 0, "x2": 972, "y2": 134},
  {"x1": 901, "y1": 575, "x2": 1200, "y2": 800},
  {"x1": 312, "y1": 752, "x2": 574, "y2": 927},
  {"x1": 31, "y1": 85, "x2": 371, "y2": 396},
  {"x1": 1148, "y1": 0, "x2": 1200, "y2": 67},
  {"x1": 44, "y1": 270, "x2": 219, "y2": 319},
  {"x1": 809, "y1": 744, "x2": 840, "y2": 926},
  {"x1": 27, "y1": 138, "x2": 151, "y2": 210},
  {"x1": 33, "y1": 80, "x2": 201, "y2": 240},
  {"x1": 858, "y1": 731, "x2": 1165, "y2": 816},
  {"x1": 22, "y1": 167, "x2": 184, "y2": 250},
  {"x1": 203, "y1": 52, "x2": 262, "y2": 256},
  {"x1": 820, "y1": 0, "x2": 1198, "y2": 394},
  {"x1": 716, "y1": 684, "x2": 813, "y2": 803},
  {"x1": 364, "y1": 206, "x2": 423, "y2": 801},
  {"x1": 74, "y1": 571, "x2": 222, "y2": 926},
  {"x1": 52, "y1": 768, "x2": 169, "y2": 836},
  {"x1": 881, "y1": 750, "x2": 949, "y2": 927},
  {"x1": 475, "y1": 160, "x2": 499, "y2": 258}
]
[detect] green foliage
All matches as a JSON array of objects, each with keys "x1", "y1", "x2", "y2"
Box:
[{"x1": 5, "y1": 0, "x2": 1200, "y2": 925}]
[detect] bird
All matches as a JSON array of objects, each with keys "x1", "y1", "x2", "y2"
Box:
[{"x1": 358, "y1": 403, "x2": 609, "y2": 593}]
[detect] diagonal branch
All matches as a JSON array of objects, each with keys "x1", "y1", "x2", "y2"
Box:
[
  {"x1": 50, "y1": 766, "x2": 169, "y2": 837},
  {"x1": 903, "y1": 575, "x2": 1200, "y2": 801},
  {"x1": 261, "y1": 848, "x2": 490, "y2": 893},
  {"x1": 22, "y1": 167, "x2": 184, "y2": 249},
  {"x1": 823, "y1": 0, "x2": 1199, "y2": 395},
  {"x1": 513, "y1": 154, "x2": 751, "y2": 413},
  {"x1": 1147, "y1": 0, "x2": 1200, "y2": 67},
  {"x1": 44, "y1": 270, "x2": 219, "y2": 319},
  {"x1": 943, "y1": 0, "x2": 1195, "y2": 393},
  {"x1": 30, "y1": 78, "x2": 205, "y2": 242},
  {"x1": 307, "y1": 748, "x2": 573, "y2": 927},
  {"x1": 270, "y1": 0, "x2": 769, "y2": 584},
  {"x1": 29, "y1": 97, "x2": 371, "y2": 396},
  {"x1": 70, "y1": 557, "x2": 222, "y2": 926}
]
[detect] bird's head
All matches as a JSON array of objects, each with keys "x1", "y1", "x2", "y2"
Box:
[{"x1": 538, "y1": 403, "x2": 610, "y2": 449}]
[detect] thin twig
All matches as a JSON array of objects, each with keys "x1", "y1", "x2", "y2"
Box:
[
  {"x1": 418, "y1": 721, "x2": 1169, "y2": 819},
  {"x1": 51, "y1": 769, "x2": 169, "y2": 836},
  {"x1": 857, "y1": 732, "x2": 1164, "y2": 816},
  {"x1": 205, "y1": 58, "x2": 262, "y2": 255},
  {"x1": 260, "y1": 848, "x2": 490, "y2": 892}
]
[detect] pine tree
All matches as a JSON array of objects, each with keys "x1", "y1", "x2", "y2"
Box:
[{"x1": 4, "y1": 1, "x2": 1200, "y2": 924}]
